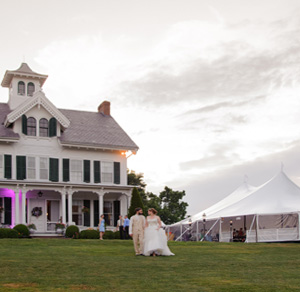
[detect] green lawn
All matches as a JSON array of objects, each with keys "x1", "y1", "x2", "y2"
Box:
[{"x1": 0, "y1": 239, "x2": 299, "y2": 292}]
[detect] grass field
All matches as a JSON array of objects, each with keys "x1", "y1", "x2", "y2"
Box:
[{"x1": 0, "y1": 239, "x2": 300, "y2": 292}]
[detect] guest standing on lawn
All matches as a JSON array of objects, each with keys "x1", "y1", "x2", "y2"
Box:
[
  {"x1": 99, "y1": 214, "x2": 105, "y2": 240},
  {"x1": 123, "y1": 215, "x2": 130, "y2": 239},
  {"x1": 117, "y1": 215, "x2": 124, "y2": 239}
]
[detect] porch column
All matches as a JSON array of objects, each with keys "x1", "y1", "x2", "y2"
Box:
[
  {"x1": 14, "y1": 189, "x2": 20, "y2": 225},
  {"x1": 61, "y1": 189, "x2": 66, "y2": 224},
  {"x1": 90, "y1": 199, "x2": 94, "y2": 227},
  {"x1": 68, "y1": 191, "x2": 73, "y2": 225},
  {"x1": 97, "y1": 190, "x2": 104, "y2": 217},
  {"x1": 21, "y1": 187, "x2": 27, "y2": 224},
  {"x1": 96, "y1": 188, "x2": 104, "y2": 218},
  {"x1": 126, "y1": 193, "x2": 131, "y2": 211}
]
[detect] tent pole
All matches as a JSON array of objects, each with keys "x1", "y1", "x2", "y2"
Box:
[
  {"x1": 196, "y1": 220, "x2": 199, "y2": 241},
  {"x1": 201, "y1": 219, "x2": 219, "y2": 242},
  {"x1": 219, "y1": 218, "x2": 222, "y2": 242},
  {"x1": 298, "y1": 212, "x2": 300, "y2": 240},
  {"x1": 245, "y1": 215, "x2": 256, "y2": 243},
  {"x1": 255, "y1": 214, "x2": 259, "y2": 243},
  {"x1": 180, "y1": 223, "x2": 183, "y2": 242}
]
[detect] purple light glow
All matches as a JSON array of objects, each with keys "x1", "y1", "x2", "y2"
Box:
[{"x1": 0, "y1": 188, "x2": 17, "y2": 227}]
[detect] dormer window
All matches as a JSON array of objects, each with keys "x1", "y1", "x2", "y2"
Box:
[
  {"x1": 27, "y1": 82, "x2": 35, "y2": 96},
  {"x1": 27, "y1": 117, "x2": 36, "y2": 136},
  {"x1": 18, "y1": 81, "x2": 25, "y2": 95},
  {"x1": 39, "y1": 118, "x2": 48, "y2": 137}
]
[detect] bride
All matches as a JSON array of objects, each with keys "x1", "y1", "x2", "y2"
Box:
[{"x1": 143, "y1": 208, "x2": 174, "y2": 256}]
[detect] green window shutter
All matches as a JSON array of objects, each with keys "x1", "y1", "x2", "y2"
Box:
[
  {"x1": 93, "y1": 161, "x2": 101, "y2": 183},
  {"x1": 4, "y1": 154, "x2": 12, "y2": 179},
  {"x1": 16, "y1": 156, "x2": 26, "y2": 180},
  {"x1": 49, "y1": 117, "x2": 57, "y2": 137},
  {"x1": 49, "y1": 158, "x2": 59, "y2": 182},
  {"x1": 84, "y1": 160, "x2": 90, "y2": 183},
  {"x1": 63, "y1": 159, "x2": 70, "y2": 182},
  {"x1": 22, "y1": 115, "x2": 27, "y2": 135},
  {"x1": 114, "y1": 162, "x2": 120, "y2": 184}
]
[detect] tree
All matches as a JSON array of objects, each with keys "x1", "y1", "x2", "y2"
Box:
[
  {"x1": 127, "y1": 170, "x2": 147, "y2": 205},
  {"x1": 128, "y1": 187, "x2": 145, "y2": 218},
  {"x1": 159, "y1": 186, "x2": 188, "y2": 225},
  {"x1": 127, "y1": 171, "x2": 188, "y2": 224},
  {"x1": 143, "y1": 192, "x2": 162, "y2": 213}
]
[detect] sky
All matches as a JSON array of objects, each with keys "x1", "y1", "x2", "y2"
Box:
[{"x1": 1, "y1": 0, "x2": 300, "y2": 215}]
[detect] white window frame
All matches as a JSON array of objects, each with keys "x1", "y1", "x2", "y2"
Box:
[
  {"x1": 39, "y1": 157, "x2": 49, "y2": 180},
  {"x1": 70, "y1": 159, "x2": 83, "y2": 183},
  {"x1": 27, "y1": 156, "x2": 36, "y2": 180},
  {"x1": 101, "y1": 161, "x2": 113, "y2": 183}
]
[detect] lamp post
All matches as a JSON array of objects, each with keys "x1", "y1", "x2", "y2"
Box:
[
  {"x1": 230, "y1": 219, "x2": 233, "y2": 242},
  {"x1": 202, "y1": 213, "x2": 206, "y2": 241}
]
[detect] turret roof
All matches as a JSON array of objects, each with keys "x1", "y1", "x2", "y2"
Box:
[{"x1": 1, "y1": 63, "x2": 48, "y2": 87}]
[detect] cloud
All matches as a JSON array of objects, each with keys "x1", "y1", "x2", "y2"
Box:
[
  {"x1": 111, "y1": 17, "x2": 300, "y2": 109},
  {"x1": 179, "y1": 95, "x2": 265, "y2": 116}
]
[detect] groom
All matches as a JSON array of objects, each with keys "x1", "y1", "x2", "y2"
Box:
[{"x1": 129, "y1": 207, "x2": 145, "y2": 255}]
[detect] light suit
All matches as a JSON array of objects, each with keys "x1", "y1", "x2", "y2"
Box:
[{"x1": 129, "y1": 214, "x2": 146, "y2": 254}]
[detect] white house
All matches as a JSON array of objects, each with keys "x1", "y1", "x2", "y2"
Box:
[{"x1": 0, "y1": 63, "x2": 138, "y2": 234}]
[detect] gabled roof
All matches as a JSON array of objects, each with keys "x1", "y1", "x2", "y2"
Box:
[
  {"x1": 0, "y1": 103, "x2": 19, "y2": 141},
  {"x1": 59, "y1": 108, "x2": 139, "y2": 151},
  {"x1": 1, "y1": 63, "x2": 48, "y2": 88},
  {"x1": 5, "y1": 90, "x2": 70, "y2": 128}
]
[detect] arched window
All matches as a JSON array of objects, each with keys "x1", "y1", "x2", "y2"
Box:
[
  {"x1": 27, "y1": 117, "x2": 36, "y2": 136},
  {"x1": 18, "y1": 81, "x2": 25, "y2": 95},
  {"x1": 27, "y1": 82, "x2": 35, "y2": 96},
  {"x1": 39, "y1": 118, "x2": 48, "y2": 137}
]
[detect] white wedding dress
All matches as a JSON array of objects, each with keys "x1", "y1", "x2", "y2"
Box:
[{"x1": 143, "y1": 217, "x2": 175, "y2": 256}]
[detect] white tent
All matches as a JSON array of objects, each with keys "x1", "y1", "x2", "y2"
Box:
[
  {"x1": 167, "y1": 170, "x2": 300, "y2": 243},
  {"x1": 168, "y1": 179, "x2": 256, "y2": 227}
]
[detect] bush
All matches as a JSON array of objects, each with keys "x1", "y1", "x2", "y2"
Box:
[
  {"x1": 114, "y1": 231, "x2": 120, "y2": 239},
  {"x1": 103, "y1": 230, "x2": 115, "y2": 239},
  {"x1": 13, "y1": 224, "x2": 30, "y2": 237},
  {"x1": 0, "y1": 228, "x2": 19, "y2": 239},
  {"x1": 80, "y1": 229, "x2": 100, "y2": 239},
  {"x1": 65, "y1": 225, "x2": 79, "y2": 238}
]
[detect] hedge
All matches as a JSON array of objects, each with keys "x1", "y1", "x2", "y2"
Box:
[
  {"x1": 80, "y1": 229, "x2": 100, "y2": 239},
  {"x1": 0, "y1": 228, "x2": 19, "y2": 238}
]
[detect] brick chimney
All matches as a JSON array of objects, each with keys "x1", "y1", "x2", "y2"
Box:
[{"x1": 98, "y1": 101, "x2": 110, "y2": 116}]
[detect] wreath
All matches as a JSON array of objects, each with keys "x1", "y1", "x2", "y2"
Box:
[{"x1": 31, "y1": 207, "x2": 42, "y2": 217}]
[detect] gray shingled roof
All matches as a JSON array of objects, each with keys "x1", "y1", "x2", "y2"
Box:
[
  {"x1": 59, "y1": 108, "x2": 138, "y2": 151},
  {"x1": 0, "y1": 103, "x2": 138, "y2": 151},
  {"x1": 0, "y1": 103, "x2": 19, "y2": 139}
]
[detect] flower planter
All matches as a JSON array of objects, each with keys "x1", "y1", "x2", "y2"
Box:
[
  {"x1": 56, "y1": 228, "x2": 64, "y2": 234},
  {"x1": 29, "y1": 228, "x2": 36, "y2": 234}
]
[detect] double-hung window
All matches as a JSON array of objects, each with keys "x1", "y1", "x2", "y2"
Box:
[
  {"x1": 101, "y1": 161, "x2": 113, "y2": 183},
  {"x1": 27, "y1": 157, "x2": 36, "y2": 179},
  {"x1": 40, "y1": 157, "x2": 48, "y2": 180},
  {"x1": 70, "y1": 160, "x2": 82, "y2": 182}
]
